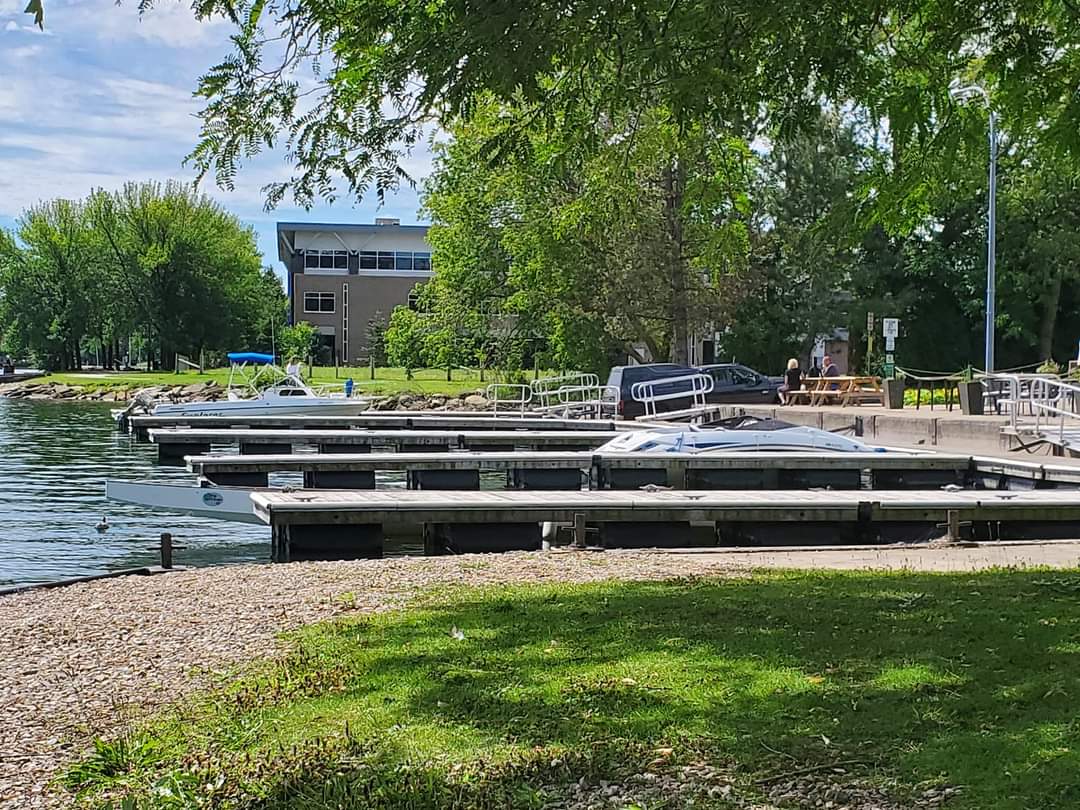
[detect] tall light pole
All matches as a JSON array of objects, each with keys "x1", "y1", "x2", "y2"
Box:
[{"x1": 950, "y1": 82, "x2": 998, "y2": 372}]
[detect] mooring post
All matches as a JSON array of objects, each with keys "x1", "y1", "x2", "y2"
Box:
[
  {"x1": 573, "y1": 513, "x2": 587, "y2": 549},
  {"x1": 160, "y1": 532, "x2": 173, "y2": 569},
  {"x1": 947, "y1": 509, "x2": 960, "y2": 542}
]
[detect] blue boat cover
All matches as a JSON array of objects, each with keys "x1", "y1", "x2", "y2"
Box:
[{"x1": 227, "y1": 352, "x2": 275, "y2": 365}]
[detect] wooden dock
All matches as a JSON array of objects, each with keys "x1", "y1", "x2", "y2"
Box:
[
  {"x1": 251, "y1": 487, "x2": 1080, "y2": 561},
  {"x1": 187, "y1": 449, "x2": 974, "y2": 490},
  {"x1": 128, "y1": 412, "x2": 630, "y2": 441},
  {"x1": 148, "y1": 428, "x2": 620, "y2": 463}
]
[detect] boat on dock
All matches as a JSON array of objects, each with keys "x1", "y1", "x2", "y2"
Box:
[
  {"x1": 106, "y1": 480, "x2": 264, "y2": 524},
  {"x1": 113, "y1": 352, "x2": 374, "y2": 427},
  {"x1": 594, "y1": 419, "x2": 881, "y2": 454}
]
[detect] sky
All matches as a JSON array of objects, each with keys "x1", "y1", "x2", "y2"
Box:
[{"x1": 0, "y1": 0, "x2": 433, "y2": 277}]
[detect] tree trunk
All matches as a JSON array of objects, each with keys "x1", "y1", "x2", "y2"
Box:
[
  {"x1": 1038, "y1": 268, "x2": 1064, "y2": 360},
  {"x1": 662, "y1": 159, "x2": 690, "y2": 365}
]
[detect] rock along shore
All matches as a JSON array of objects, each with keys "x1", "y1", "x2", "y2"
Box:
[{"x1": 0, "y1": 380, "x2": 496, "y2": 411}]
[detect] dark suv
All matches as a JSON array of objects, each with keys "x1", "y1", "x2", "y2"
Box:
[
  {"x1": 697, "y1": 363, "x2": 782, "y2": 404},
  {"x1": 606, "y1": 362, "x2": 781, "y2": 419},
  {"x1": 605, "y1": 364, "x2": 701, "y2": 419}
]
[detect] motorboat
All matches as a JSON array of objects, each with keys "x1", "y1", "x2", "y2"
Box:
[
  {"x1": 594, "y1": 419, "x2": 883, "y2": 454},
  {"x1": 112, "y1": 352, "x2": 375, "y2": 425}
]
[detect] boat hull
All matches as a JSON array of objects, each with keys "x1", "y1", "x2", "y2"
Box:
[{"x1": 106, "y1": 480, "x2": 262, "y2": 524}]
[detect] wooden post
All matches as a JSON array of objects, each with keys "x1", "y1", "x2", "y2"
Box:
[
  {"x1": 573, "y1": 513, "x2": 587, "y2": 549},
  {"x1": 369, "y1": 355, "x2": 376, "y2": 380},
  {"x1": 446, "y1": 363, "x2": 452, "y2": 382},
  {"x1": 160, "y1": 532, "x2": 173, "y2": 569},
  {"x1": 946, "y1": 510, "x2": 960, "y2": 542}
]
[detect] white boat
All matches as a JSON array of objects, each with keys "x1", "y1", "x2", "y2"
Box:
[
  {"x1": 106, "y1": 480, "x2": 262, "y2": 524},
  {"x1": 595, "y1": 423, "x2": 882, "y2": 454},
  {"x1": 113, "y1": 352, "x2": 374, "y2": 424}
]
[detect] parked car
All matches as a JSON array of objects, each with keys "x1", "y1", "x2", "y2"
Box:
[
  {"x1": 697, "y1": 363, "x2": 782, "y2": 404},
  {"x1": 605, "y1": 363, "x2": 701, "y2": 419}
]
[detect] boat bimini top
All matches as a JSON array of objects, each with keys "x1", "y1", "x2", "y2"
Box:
[{"x1": 596, "y1": 424, "x2": 883, "y2": 454}]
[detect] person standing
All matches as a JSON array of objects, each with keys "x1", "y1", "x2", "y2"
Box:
[
  {"x1": 779, "y1": 358, "x2": 802, "y2": 405},
  {"x1": 285, "y1": 356, "x2": 302, "y2": 380}
]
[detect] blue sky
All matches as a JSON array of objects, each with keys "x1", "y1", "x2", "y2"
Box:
[{"x1": 0, "y1": 0, "x2": 433, "y2": 278}]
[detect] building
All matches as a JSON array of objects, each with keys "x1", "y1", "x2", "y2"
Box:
[{"x1": 277, "y1": 219, "x2": 432, "y2": 364}]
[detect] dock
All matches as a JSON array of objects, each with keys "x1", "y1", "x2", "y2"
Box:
[
  {"x1": 148, "y1": 428, "x2": 621, "y2": 463},
  {"x1": 187, "y1": 450, "x2": 976, "y2": 490},
  {"x1": 127, "y1": 412, "x2": 630, "y2": 441},
  {"x1": 251, "y1": 487, "x2": 1080, "y2": 561}
]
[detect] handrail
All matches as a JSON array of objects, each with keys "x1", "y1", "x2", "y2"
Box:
[
  {"x1": 530, "y1": 373, "x2": 600, "y2": 407},
  {"x1": 1025, "y1": 377, "x2": 1080, "y2": 446},
  {"x1": 630, "y1": 373, "x2": 714, "y2": 417},
  {"x1": 486, "y1": 383, "x2": 531, "y2": 415}
]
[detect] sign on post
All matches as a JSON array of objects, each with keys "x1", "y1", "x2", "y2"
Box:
[
  {"x1": 886, "y1": 353, "x2": 895, "y2": 364},
  {"x1": 866, "y1": 312, "x2": 875, "y2": 332},
  {"x1": 882, "y1": 318, "x2": 899, "y2": 338},
  {"x1": 885, "y1": 335, "x2": 895, "y2": 351}
]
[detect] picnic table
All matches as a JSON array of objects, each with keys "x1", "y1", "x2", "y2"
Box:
[{"x1": 787, "y1": 375, "x2": 884, "y2": 407}]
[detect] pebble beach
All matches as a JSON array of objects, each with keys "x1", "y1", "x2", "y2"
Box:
[{"x1": 3, "y1": 543, "x2": 1079, "y2": 807}]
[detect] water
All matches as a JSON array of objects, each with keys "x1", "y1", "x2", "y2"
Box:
[{"x1": 0, "y1": 400, "x2": 269, "y2": 588}]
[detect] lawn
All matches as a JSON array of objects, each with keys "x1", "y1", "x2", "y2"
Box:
[
  {"x1": 65, "y1": 570, "x2": 1080, "y2": 809},
  {"x1": 41, "y1": 367, "x2": 522, "y2": 398}
]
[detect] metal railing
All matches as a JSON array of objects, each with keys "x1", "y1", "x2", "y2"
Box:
[
  {"x1": 535, "y1": 383, "x2": 620, "y2": 419},
  {"x1": 531, "y1": 373, "x2": 600, "y2": 408},
  {"x1": 630, "y1": 373, "x2": 714, "y2": 417},
  {"x1": 1015, "y1": 376, "x2": 1080, "y2": 446},
  {"x1": 486, "y1": 383, "x2": 532, "y2": 415}
]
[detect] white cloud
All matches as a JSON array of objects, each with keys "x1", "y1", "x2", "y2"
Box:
[{"x1": 4, "y1": 20, "x2": 17, "y2": 31}]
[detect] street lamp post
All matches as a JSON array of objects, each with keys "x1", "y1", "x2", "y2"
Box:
[{"x1": 951, "y1": 83, "x2": 998, "y2": 373}]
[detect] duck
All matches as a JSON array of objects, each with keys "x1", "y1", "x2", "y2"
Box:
[{"x1": 95, "y1": 516, "x2": 110, "y2": 533}]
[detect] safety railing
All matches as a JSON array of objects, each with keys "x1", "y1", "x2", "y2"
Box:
[
  {"x1": 630, "y1": 373, "x2": 714, "y2": 417},
  {"x1": 1021, "y1": 377, "x2": 1080, "y2": 445},
  {"x1": 530, "y1": 373, "x2": 600, "y2": 408},
  {"x1": 534, "y1": 383, "x2": 620, "y2": 419},
  {"x1": 486, "y1": 383, "x2": 532, "y2": 415}
]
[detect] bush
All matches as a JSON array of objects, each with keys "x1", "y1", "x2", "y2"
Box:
[{"x1": 385, "y1": 307, "x2": 429, "y2": 372}]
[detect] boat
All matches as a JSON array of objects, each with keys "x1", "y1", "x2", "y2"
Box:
[
  {"x1": 112, "y1": 352, "x2": 375, "y2": 425},
  {"x1": 106, "y1": 480, "x2": 263, "y2": 524},
  {"x1": 594, "y1": 419, "x2": 883, "y2": 454}
]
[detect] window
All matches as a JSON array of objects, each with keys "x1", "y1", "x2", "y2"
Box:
[
  {"x1": 303, "y1": 292, "x2": 335, "y2": 313},
  {"x1": 304, "y1": 250, "x2": 348, "y2": 272},
  {"x1": 408, "y1": 289, "x2": 422, "y2": 311},
  {"x1": 395, "y1": 251, "x2": 413, "y2": 271},
  {"x1": 413, "y1": 252, "x2": 432, "y2": 272},
  {"x1": 359, "y1": 251, "x2": 377, "y2": 269},
  {"x1": 377, "y1": 251, "x2": 396, "y2": 270}
]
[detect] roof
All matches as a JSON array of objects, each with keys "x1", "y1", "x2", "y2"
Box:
[{"x1": 277, "y1": 221, "x2": 431, "y2": 260}]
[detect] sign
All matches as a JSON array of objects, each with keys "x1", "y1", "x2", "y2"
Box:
[
  {"x1": 866, "y1": 312, "x2": 875, "y2": 332},
  {"x1": 885, "y1": 335, "x2": 895, "y2": 351},
  {"x1": 882, "y1": 318, "x2": 899, "y2": 338},
  {"x1": 883, "y1": 362, "x2": 896, "y2": 378},
  {"x1": 886, "y1": 353, "x2": 895, "y2": 364}
]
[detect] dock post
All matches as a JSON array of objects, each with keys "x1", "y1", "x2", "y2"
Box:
[
  {"x1": 947, "y1": 509, "x2": 960, "y2": 542},
  {"x1": 160, "y1": 533, "x2": 173, "y2": 569},
  {"x1": 573, "y1": 513, "x2": 587, "y2": 548}
]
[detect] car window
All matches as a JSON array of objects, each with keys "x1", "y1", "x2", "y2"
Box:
[
  {"x1": 708, "y1": 367, "x2": 731, "y2": 386},
  {"x1": 731, "y1": 367, "x2": 757, "y2": 385}
]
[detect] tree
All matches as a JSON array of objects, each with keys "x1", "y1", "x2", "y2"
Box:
[
  {"x1": 88, "y1": 181, "x2": 269, "y2": 368},
  {"x1": 384, "y1": 307, "x2": 429, "y2": 373},
  {"x1": 421, "y1": 99, "x2": 752, "y2": 368},
  {"x1": 278, "y1": 321, "x2": 318, "y2": 363}
]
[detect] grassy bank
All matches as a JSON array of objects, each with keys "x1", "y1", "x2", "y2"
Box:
[
  {"x1": 64, "y1": 569, "x2": 1080, "y2": 809},
  {"x1": 38, "y1": 367, "x2": 519, "y2": 398}
]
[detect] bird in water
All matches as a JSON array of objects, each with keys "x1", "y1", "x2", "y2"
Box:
[{"x1": 95, "y1": 516, "x2": 110, "y2": 533}]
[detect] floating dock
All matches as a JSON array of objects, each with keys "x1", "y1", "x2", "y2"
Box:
[
  {"x1": 127, "y1": 412, "x2": 630, "y2": 441},
  {"x1": 251, "y1": 487, "x2": 1080, "y2": 561},
  {"x1": 148, "y1": 428, "x2": 620, "y2": 463},
  {"x1": 186, "y1": 450, "x2": 974, "y2": 490}
]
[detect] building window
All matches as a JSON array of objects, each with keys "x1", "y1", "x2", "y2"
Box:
[
  {"x1": 303, "y1": 292, "x2": 335, "y2": 313},
  {"x1": 304, "y1": 250, "x2": 349, "y2": 272},
  {"x1": 377, "y1": 251, "x2": 396, "y2": 270},
  {"x1": 359, "y1": 251, "x2": 377, "y2": 269},
  {"x1": 413, "y1": 252, "x2": 431, "y2": 272},
  {"x1": 408, "y1": 289, "x2": 423, "y2": 311},
  {"x1": 395, "y1": 251, "x2": 413, "y2": 271}
]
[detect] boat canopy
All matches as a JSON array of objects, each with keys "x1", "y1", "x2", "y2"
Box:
[{"x1": 227, "y1": 352, "x2": 275, "y2": 365}]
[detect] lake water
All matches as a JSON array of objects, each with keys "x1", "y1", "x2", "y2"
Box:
[{"x1": 0, "y1": 399, "x2": 270, "y2": 588}]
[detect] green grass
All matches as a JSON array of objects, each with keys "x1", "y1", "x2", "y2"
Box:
[
  {"x1": 39, "y1": 367, "x2": 525, "y2": 397},
  {"x1": 64, "y1": 570, "x2": 1080, "y2": 809}
]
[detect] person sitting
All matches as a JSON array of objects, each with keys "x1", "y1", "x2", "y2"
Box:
[
  {"x1": 822, "y1": 355, "x2": 841, "y2": 393},
  {"x1": 779, "y1": 358, "x2": 802, "y2": 405}
]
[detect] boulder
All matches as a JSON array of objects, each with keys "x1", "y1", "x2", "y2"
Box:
[{"x1": 463, "y1": 394, "x2": 489, "y2": 409}]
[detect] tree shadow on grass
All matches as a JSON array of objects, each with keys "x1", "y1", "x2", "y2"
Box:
[{"x1": 72, "y1": 569, "x2": 1080, "y2": 809}]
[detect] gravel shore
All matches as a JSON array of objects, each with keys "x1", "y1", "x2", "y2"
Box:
[{"x1": 2, "y1": 544, "x2": 1078, "y2": 807}]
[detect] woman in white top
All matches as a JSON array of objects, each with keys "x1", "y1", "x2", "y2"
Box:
[{"x1": 285, "y1": 357, "x2": 302, "y2": 380}]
